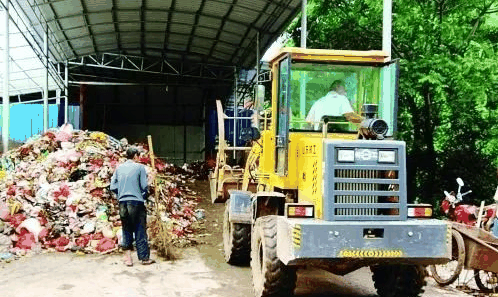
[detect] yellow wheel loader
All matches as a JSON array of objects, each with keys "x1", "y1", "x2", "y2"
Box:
[{"x1": 210, "y1": 48, "x2": 451, "y2": 297}]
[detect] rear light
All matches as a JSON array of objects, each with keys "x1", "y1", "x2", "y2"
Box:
[
  {"x1": 407, "y1": 204, "x2": 433, "y2": 218},
  {"x1": 286, "y1": 204, "x2": 314, "y2": 218}
]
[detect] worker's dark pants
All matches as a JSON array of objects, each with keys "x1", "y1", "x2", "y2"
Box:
[{"x1": 119, "y1": 201, "x2": 150, "y2": 261}]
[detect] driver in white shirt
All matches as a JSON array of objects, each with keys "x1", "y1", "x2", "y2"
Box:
[{"x1": 306, "y1": 80, "x2": 362, "y2": 130}]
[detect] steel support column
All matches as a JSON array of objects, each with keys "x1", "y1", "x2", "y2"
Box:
[
  {"x1": 255, "y1": 31, "x2": 259, "y2": 109},
  {"x1": 64, "y1": 61, "x2": 68, "y2": 124},
  {"x1": 383, "y1": 0, "x2": 392, "y2": 59},
  {"x1": 301, "y1": 0, "x2": 307, "y2": 48},
  {"x1": 43, "y1": 26, "x2": 49, "y2": 132},
  {"x1": 233, "y1": 66, "x2": 237, "y2": 160},
  {"x1": 2, "y1": 2, "x2": 10, "y2": 153},
  {"x1": 299, "y1": 0, "x2": 307, "y2": 118}
]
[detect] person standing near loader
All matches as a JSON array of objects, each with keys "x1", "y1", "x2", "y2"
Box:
[{"x1": 111, "y1": 147, "x2": 155, "y2": 266}]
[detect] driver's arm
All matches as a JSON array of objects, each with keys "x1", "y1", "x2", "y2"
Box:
[
  {"x1": 305, "y1": 103, "x2": 317, "y2": 123},
  {"x1": 344, "y1": 112, "x2": 363, "y2": 124}
]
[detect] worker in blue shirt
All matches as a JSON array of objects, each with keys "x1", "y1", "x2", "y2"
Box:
[{"x1": 111, "y1": 147, "x2": 154, "y2": 266}]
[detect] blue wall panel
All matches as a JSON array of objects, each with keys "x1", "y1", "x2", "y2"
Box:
[{"x1": 0, "y1": 104, "x2": 80, "y2": 142}]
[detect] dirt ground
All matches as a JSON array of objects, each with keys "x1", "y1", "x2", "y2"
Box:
[{"x1": 0, "y1": 180, "x2": 473, "y2": 297}]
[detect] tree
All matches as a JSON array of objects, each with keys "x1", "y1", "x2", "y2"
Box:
[{"x1": 287, "y1": 0, "x2": 498, "y2": 204}]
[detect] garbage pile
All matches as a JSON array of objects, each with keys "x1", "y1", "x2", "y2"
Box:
[{"x1": 0, "y1": 125, "x2": 203, "y2": 261}]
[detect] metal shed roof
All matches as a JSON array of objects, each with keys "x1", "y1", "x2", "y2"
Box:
[{"x1": 25, "y1": 0, "x2": 302, "y2": 68}]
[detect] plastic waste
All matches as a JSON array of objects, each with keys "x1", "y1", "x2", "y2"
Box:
[
  {"x1": 0, "y1": 234, "x2": 12, "y2": 253},
  {"x1": 81, "y1": 221, "x2": 95, "y2": 234},
  {"x1": 17, "y1": 218, "x2": 43, "y2": 242},
  {"x1": 195, "y1": 209, "x2": 206, "y2": 221},
  {"x1": 0, "y1": 252, "x2": 14, "y2": 261},
  {"x1": 96, "y1": 205, "x2": 108, "y2": 221}
]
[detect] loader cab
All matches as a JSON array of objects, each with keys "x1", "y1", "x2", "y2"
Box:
[{"x1": 268, "y1": 48, "x2": 399, "y2": 175}]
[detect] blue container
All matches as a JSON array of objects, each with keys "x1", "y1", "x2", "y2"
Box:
[
  {"x1": 206, "y1": 108, "x2": 218, "y2": 153},
  {"x1": 224, "y1": 108, "x2": 253, "y2": 147}
]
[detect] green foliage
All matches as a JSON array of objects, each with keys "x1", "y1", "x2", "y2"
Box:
[{"x1": 287, "y1": 0, "x2": 498, "y2": 205}]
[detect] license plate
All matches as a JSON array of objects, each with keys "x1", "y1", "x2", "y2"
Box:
[{"x1": 339, "y1": 249, "x2": 403, "y2": 258}]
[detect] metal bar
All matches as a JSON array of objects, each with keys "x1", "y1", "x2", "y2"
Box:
[
  {"x1": 14, "y1": 0, "x2": 69, "y2": 62},
  {"x1": 64, "y1": 61, "x2": 68, "y2": 124},
  {"x1": 56, "y1": 88, "x2": 61, "y2": 105},
  {"x1": 123, "y1": 56, "x2": 140, "y2": 70},
  {"x1": 45, "y1": 0, "x2": 77, "y2": 57},
  {"x1": 301, "y1": 0, "x2": 307, "y2": 48},
  {"x1": 52, "y1": 19, "x2": 241, "y2": 38},
  {"x1": 162, "y1": 0, "x2": 176, "y2": 56},
  {"x1": 72, "y1": 44, "x2": 231, "y2": 62},
  {"x1": 229, "y1": 1, "x2": 270, "y2": 63},
  {"x1": 78, "y1": 0, "x2": 97, "y2": 54},
  {"x1": 334, "y1": 178, "x2": 400, "y2": 184},
  {"x1": 68, "y1": 80, "x2": 232, "y2": 87},
  {"x1": 383, "y1": 0, "x2": 392, "y2": 59},
  {"x1": 1, "y1": 1, "x2": 65, "y2": 88},
  {"x1": 334, "y1": 190, "x2": 400, "y2": 196},
  {"x1": 207, "y1": 0, "x2": 237, "y2": 61},
  {"x1": 111, "y1": 0, "x2": 121, "y2": 53},
  {"x1": 238, "y1": 0, "x2": 292, "y2": 66},
  {"x1": 256, "y1": 31, "x2": 259, "y2": 106},
  {"x1": 12, "y1": 96, "x2": 62, "y2": 105},
  {"x1": 224, "y1": 116, "x2": 253, "y2": 120},
  {"x1": 222, "y1": 147, "x2": 252, "y2": 151},
  {"x1": 233, "y1": 66, "x2": 237, "y2": 160},
  {"x1": 257, "y1": 0, "x2": 300, "y2": 66},
  {"x1": 333, "y1": 203, "x2": 400, "y2": 209},
  {"x1": 2, "y1": 2, "x2": 10, "y2": 153},
  {"x1": 41, "y1": 8, "x2": 256, "y2": 33},
  {"x1": 186, "y1": 0, "x2": 207, "y2": 59},
  {"x1": 163, "y1": 59, "x2": 179, "y2": 74},
  {"x1": 43, "y1": 25, "x2": 48, "y2": 132},
  {"x1": 140, "y1": 0, "x2": 145, "y2": 57},
  {"x1": 207, "y1": 0, "x2": 287, "y2": 15},
  {"x1": 67, "y1": 61, "x2": 233, "y2": 81}
]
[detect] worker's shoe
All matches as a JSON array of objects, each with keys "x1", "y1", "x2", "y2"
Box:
[{"x1": 140, "y1": 259, "x2": 155, "y2": 265}]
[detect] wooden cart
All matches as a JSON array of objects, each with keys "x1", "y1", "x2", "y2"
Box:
[{"x1": 430, "y1": 222, "x2": 498, "y2": 293}]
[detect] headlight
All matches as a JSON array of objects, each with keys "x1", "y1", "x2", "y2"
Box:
[
  {"x1": 378, "y1": 150, "x2": 396, "y2": 163},
  {"x1": 337, "y1": 149, "x2": 355, "y2": 162}
]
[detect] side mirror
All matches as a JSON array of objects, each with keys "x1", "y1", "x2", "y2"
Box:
[
  {"x1": 456, "y1": 178, "x2": 464, "y2": 187},
  {"x1": 254, "y1": 85, "x2": 265, "y2": 111}
]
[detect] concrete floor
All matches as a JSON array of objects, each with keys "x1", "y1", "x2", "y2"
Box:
[
  {"x1": 0, "y1": 249, "x2": 471, "y2": 297},
  {"x1": 0, "y1": 181, "x2": 474, "y2": 297}
]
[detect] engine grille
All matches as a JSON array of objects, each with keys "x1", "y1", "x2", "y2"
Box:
[
  {"x1": 323, "y1": 140, "x2": 407, "y2": 221},
  {"x1": 335, "y1": 169, "x2": 380, "y2": 216}
]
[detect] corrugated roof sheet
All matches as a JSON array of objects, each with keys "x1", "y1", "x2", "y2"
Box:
[
  {"x1": 35, "y1": 0, "x2": 301, "y2": 67},
  {"x1": 2, "y1": 0, "x2": 301, "y2": 98}
]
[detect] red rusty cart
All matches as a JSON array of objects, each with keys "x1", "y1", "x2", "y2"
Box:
[{"x1": 430, "y1": 221, "x2": 498, "y2": 293}]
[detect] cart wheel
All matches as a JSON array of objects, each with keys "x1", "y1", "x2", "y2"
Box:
[
  {"x1": 474, "y1": 270, "x2": 498, "y2": 293},
  {"x1": 429, "y1": 229, "x2": 465, "y2": 286}
]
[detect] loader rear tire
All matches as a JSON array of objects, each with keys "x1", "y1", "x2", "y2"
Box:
[
  {"x1": 371, "y1": 264, "x2": 427, "y2": 297},
  {"x1": 223, "y1": 200, "x2": 250, "y2": 265},
  {"x1": 251, "y1": 216, "x2": 297, "y2": 297}
]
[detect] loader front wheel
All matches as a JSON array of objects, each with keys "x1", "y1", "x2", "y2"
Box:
[
  {"x1": 223, "y1": 200, "x2": 250, "y2": 265},
  {"x1": 251, "y1": 216, "x2": 297, "y2": 297},
  {"x1": 371, "y1": 264, "x2": 427, "y2": 297}
]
